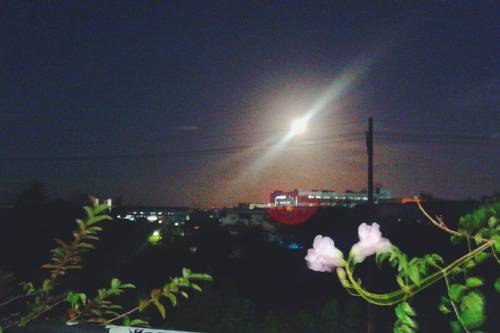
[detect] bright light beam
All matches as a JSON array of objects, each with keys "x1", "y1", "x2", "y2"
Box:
[
  {"x1": 224, "y1": 53, "x2": 377, "y2": 193},
  {"x1": 289, "y1": 117, "x2": 308, "y2": 137}
]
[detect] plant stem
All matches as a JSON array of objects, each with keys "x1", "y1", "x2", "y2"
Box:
[
  {"x1": 342, "y1": 241, "x2": 494, "y2": 306},
  {"x1": 0, "y1": 291, "x2": 40, "y2": 307},
  {"x1": 103, "y1": 301, "x2": 150, "y2": 325},
  {"x1": 441, "y1": 268, "x2": 470, "y2": 333},
  {"x1": 4, "y1": 297, "x2": 66, "y2": 330},
  {"x1": 415, "y1": 200, "x2": 492, "y2": 243}
]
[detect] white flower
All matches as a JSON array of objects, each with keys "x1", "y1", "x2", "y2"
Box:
[
  {"x1": 305, "y1": 235, "x2": 344, "y2": 272},
  {"x1": 351, "y1": 223, "x2": 391, "y2": 263}
]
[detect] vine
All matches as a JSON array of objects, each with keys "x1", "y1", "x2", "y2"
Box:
[{"x1": 305, "y1": 199, "x2": 499, "y2": 332}]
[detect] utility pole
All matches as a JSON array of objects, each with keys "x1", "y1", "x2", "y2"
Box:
[
  {"x1": 366, "y1": 117, "x2": 374, "y2": 206},
  {"x1": 366, "y1": 117, "x2": 375, "y2": 332}
]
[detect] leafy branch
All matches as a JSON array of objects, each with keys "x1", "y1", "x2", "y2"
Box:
[
  {"x1": 42, "y1": 200, "x2": 111, "y2": 282},
  {"x1": 103, "y1": 268, "x2": 212, "y2": 326},
  {"x1": 1, "y1": 198, "x2": 212, "y2": 331},
  {"x1": 3, "y1": 199, "x2": 111, "y2": 329}
]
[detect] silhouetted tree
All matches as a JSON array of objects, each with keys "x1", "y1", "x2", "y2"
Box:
[{"x1": 14, "y1": 180, "x2": 46, "y2": 208}]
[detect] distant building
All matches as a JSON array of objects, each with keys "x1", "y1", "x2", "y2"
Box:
[
  {"x1": 270, "y1": 186, "x2": 391, "y2": 207},
  {"x1": 114, "y1": 206, "x2": 191, "y2": 225},
  {"x1": 238, "y1": 202, "x2": 272, "y2": 210},
  {"x1": 269, "y1": 189, "x2": 299, "y2": 206}
]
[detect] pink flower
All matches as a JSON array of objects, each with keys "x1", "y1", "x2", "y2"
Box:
[
  {"x1": 305, "y1": 235, "x2": 344, "y2": 272},
  {"x1": 351, "y1": 223, "x2": 391, "y2": 263}
]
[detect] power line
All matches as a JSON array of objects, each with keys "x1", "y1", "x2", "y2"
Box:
[
  {"x1": 0, "y1": 120, "x2": 362, "y2": 148},
  {"x1": 0, "y1": 134, "x2": 366, "y2": 162},
  {"x1": 1, "y1": 131, "x2": 496, "y2": 162},
  {"x1": 375, "y1": 132, "x2": 497, "y2": 145}
]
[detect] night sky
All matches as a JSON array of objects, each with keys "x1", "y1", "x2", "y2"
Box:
[{"x1": 1, "y1": 1, "x2": 499, "y2": 207}]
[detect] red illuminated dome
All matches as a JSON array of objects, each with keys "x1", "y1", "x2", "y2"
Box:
[{"x1": 266, "y1": 206, "x2": 318, "y2": 225}]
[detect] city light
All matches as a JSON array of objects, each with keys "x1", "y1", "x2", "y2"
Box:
[
  {"x1": 148, "y1": 230, "x2": 162, "y2": 245},
  {"x1": 147, "y1": 215, "x2": 158, "y2": 222}
]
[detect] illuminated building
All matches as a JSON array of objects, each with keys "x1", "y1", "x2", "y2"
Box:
[{"x1": 270, "y1": 186, "x2": 391, "y2": 207}]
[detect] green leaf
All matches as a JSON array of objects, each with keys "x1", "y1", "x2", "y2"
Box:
[
  {"x1": 417, "y1": 260, "x2": 427, "y2": 274},
  {"x1": 401, "y1": 302, "x2": 416, "y2": 316},
  {"x1": 83, "y1": 206, "x2": 94, "y2": 218},
  {"x1": 121, "y1": 283, "x2": 135, "y2": 289},
  {"x1": 188, "y1": 273, "x2": 213, "y2": 281},
  {"x1": 20, "y1": 282, "x2": 35, "y2": 294},
  {"x1": 473, "y1": 252, "x2": 489, "y2": 264},
  {"x1": 65, "y1": 265, "x2": 83, "y2": 270},
  {"x1": 76, "y1": 219, "x2": 85, "y2": 229},
  {"x1": 79, "y1": 293, "x2": 87, "y2": 305},
  {"x1": 88, "y1": 226, "x2": 103, "y2": 232},
  {"x1": 93, "y1": 203, "x2": 111, "y2": 215},
  {"x1": 460, "y1": 291, "x2": 484, "y2": 313},
  {"x1": 397, "y1": 254, "x2": 408, "y2": 273},
  {"x1": 97, "y1": 289, "x2": 106, "y2": 300},
  {"x1": 78, "y1": 242, "x2": 95, "y2": 249},
  {"x1": 438, "y1": 304, "x2": 450, "y2": 314},
  {"x1": 464, "y1": 259, "x2": 476, "y2": 269},
  {"x1": 488, "y1": 216, "x2": 497, "y2": 228},
  {"x1": 451, "y1": 266, "x2": 463, "y2": 276},
  {"x1": 401, "y1": 314, "x2": 417, "y2": 329},
  {"x1": 104, "y1": 310, "x2": 120, "y2": 316},
  {"x1": 473, "y1": 232, "x2": 483, "y2": 245},
  {"x1": 111, "y1": 278, "x2": 121, "y2": 289},
  {"x1": 450, "y1": 320, "x2": 462, "y2": 333},
  {"x1": 394, "y1": 323, "x2": 415, "y2": 333},
  {"x1": 396, "y1": 276, "x2": 407, "y2": 288},
  {"x1": 130, "y1": 319, "x2": 150, "y2": 327},
  {"x1": 174, "y1": 277, "x2": 190, "y2": 287},
  {"x1": 163, "y1": 291, "x2": 177, "y2": 307},
  {"x1": 190, "y1": 283, "x2": 202, "y2": 292},
  {"x1": 408, "y1": 265, "x2": 420, "y2": 286},
  {"x1": 50, "y1": 248, "x2": 64, "y2": 255},
  {"x1": 461, "y1": 308, "x2": 485, "y2": 329},
  {"x1": 87, "y1": 215, "x2": 112, "y2": 226},
  {"x1": 395, "y1": 304, "x2": 417, "y2": 328},
  {"x1": 182, "y1": 267, "x2": 191, "y2": 278},
  {"x1": 465, "y1": 277, "x2": 483, "y2": 288},
  {"x1": 495, "y1": 278, "x2": 500, "y2": 293},
  {"x1": 42, "y1": 279, "x2": 53, "y2": 292},
  {"x1": 375, "y1": 251, "x2": 390, "y2": 265},
  {"x1": 91, "y1": 309, "x2": 102, "y2": 316},
  {"x1": 431, "y1": 253, "x2": 444, "y2": 264},
  {"x1": 153, "y1": 300, "x2": 166, "y2": 319},
  {"x1": 67, "y1": 292, "x2": 80, "y2": 307},
  {"x1": 449, "y1": 284, "x2": 466, "y2": 302}
]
